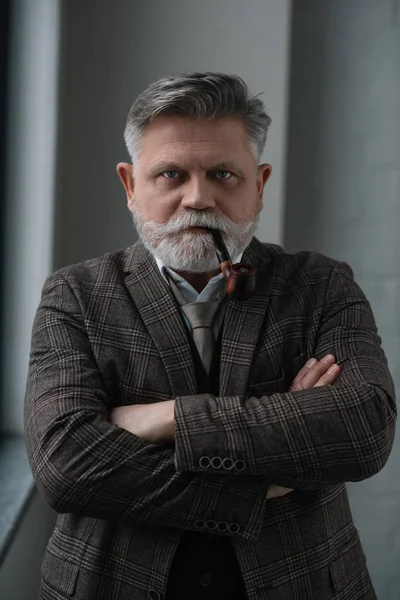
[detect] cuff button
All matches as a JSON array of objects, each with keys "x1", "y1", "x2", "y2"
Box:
[
  {"x1": 222, "y1": 458, "x2": 234, "y2": 470},
  {"x1": 228, "y1": 522, "x2": 241, "y2": 534},
  {"x1": 234, "y1": 459, "x2": 246, "y2": 471}
]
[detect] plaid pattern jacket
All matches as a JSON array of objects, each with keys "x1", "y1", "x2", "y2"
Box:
[{"x1": 24, "y1": 237, "x2": 396, "y2": 600}]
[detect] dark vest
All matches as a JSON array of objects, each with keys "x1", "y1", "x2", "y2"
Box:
[{"x1": 165, "y1": 314, "x2": 247, "y2": 599}]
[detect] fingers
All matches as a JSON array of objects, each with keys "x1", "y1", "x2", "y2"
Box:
[
  {"x1": 313, "y1": 362, "x2": 341, "y2": 387},
  {"x1": 289, "y1": 354, "x2": 341, "y2": 391},
  {"x1": 299, "y1": 355, "x2": 339, "y2": 389},
  {"x1": 267, "y1": 483, "x2": 294, "y2": 499},
  {"x1": 289, "y1": 359, "x2": 320, "y2": 390}
]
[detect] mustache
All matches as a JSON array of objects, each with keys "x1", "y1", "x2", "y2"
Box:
[{"x1": 139, "y1": 210, "x2": 253, "y2": 236}]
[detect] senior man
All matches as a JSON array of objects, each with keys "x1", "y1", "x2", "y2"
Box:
[{"x1": 25, "y1": 72, "x2": 396, "y2": 600}]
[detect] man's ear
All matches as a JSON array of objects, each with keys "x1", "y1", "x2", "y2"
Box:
[
  {"x1": 257, "y1": 163, "x2": 272, "y2": 210},
  {"x1": 117, "y1": 162, "x2": 135, "y2": 206}
]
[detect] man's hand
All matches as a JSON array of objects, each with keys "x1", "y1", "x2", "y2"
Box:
[
  {"x1": 109, "y1": 400, "x2": 175, "y2": 445},
  {"x1": 267, "y1": 354, "x2": 340, "y2": 500},
  {"x1": 288, "y1": 353, "x2": 340, "y2": 392}
]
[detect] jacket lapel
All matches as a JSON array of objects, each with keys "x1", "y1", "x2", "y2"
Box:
[
  {"x1": 123, "y1": 243, "x2": 197, "y2": 397},
  {"x1": 122, "y1": 237, "x2": 277, "y2": 399},
  {"x1": 219, "y1": 237, "x2": 277, "y2": 397}
]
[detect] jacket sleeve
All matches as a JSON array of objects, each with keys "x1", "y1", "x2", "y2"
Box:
[
  {"x1": 24, "y1": 273, "x2": 268, "y2": 542},
  {"x1": 173, "y1": 262, "x2": 397, "y2": 489}
]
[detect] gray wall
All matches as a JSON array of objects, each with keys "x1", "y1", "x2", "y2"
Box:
[{"x1": 284, "y1": 1, "x2": 400, "y2": 598}]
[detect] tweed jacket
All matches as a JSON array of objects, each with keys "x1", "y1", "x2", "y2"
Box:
[{"x1": 24, "y1": 237, "x2": 396, "y2": 600}]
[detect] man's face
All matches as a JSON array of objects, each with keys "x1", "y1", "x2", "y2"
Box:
[{"x1": 118, "y1": 115, "x2": 271, "y2": 272}]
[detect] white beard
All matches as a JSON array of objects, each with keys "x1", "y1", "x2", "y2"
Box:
[{"x1": 131, "y1": 207, "x2": 259, "y2": 273}]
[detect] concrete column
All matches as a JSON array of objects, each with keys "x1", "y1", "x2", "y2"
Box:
[
  {"x1": 284, "y1": 1, "x2": 400, "y2": 597},
  {"x1": 0, "y1": 0, "x2": 61, "y2": 433}
]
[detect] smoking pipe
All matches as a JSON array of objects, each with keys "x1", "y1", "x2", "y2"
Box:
[{"x1": 207, "y1": 228, "x2": 256, "y2": 301}]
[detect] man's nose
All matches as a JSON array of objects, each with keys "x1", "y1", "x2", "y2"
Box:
[{"x1": 181, "y1": 176, "x2": 216, "y2": 210}]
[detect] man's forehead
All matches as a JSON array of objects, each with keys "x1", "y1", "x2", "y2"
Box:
[{"x1": 137, "y1": 116, "x2": 254, "y2": 170}]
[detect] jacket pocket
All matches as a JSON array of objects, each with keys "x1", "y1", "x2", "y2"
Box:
[
  {"x1": 41, "y1": 550, "x2": 80, "y2": 596},
  {"x1": 248, "y1": 371, "x2": 286, "y2": 395},
  {"x1": 329, "y1": 530, "x2": 367, "y2": 592},
  {"x1": 248, "y1": 354, "x2": 306, "y2": 395}
]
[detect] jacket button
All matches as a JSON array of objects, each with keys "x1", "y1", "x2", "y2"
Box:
[
  {"x1": 211, "y1": 456, "x2": 223, "y2": 469},
  {"x1": 148, "y1": 590, "x2": 161, "y2": 600},
  {"x1": 199, "y1": 572, "x2": 214, "y2": 587},
  {"x1": 234, "y1": 459, "x2": 246, "y2": 471},
  {"x1": 228, "y1": 522, "x2": 241, "y2": 534},
  {"x1": 194, "y1": 519, "x2": 206, "y2": 530},
  {"x1": 222, "y1": 458, "x2": 234, "y2": 470},
  {"x1": 199, "y1": 456, "x2": 211, "y2": 468}
]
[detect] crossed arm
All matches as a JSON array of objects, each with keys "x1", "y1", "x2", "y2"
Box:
[
  {"x1": 109, "y1": 356, "x2": 341, "y2": 498},
  {"x1": 109, "y1": 355, "x2": 340, "y2": 445}
]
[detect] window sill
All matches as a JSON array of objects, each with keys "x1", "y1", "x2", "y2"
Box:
[{"x1": 0, "y1": 434, "x2": 34, "y2": 564}]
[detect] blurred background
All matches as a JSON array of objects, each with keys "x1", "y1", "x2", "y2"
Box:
[{"x1": 0, "y1": 0, "x2": 398, "y2": 598}]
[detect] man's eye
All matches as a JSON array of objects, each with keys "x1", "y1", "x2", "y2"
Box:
[
  {"x1": 162, "y1": 170, "x2": 180, "y2": 179},
  {"x1": 216, "y1": 170, "x2": 232, "y2": 179}
]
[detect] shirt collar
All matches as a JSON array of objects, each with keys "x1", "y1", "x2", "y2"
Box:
[{"x1": 154, "y1": 252, "x2": 243, "y2": 303}]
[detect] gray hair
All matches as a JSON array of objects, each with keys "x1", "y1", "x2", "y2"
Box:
[{"x1": 123, "y1": 72, "x2": 271, "y2": 165}]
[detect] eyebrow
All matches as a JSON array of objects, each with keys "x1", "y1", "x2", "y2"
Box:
[{"x1": 148, "y1": 161, "x2": 245, "y2": 178}]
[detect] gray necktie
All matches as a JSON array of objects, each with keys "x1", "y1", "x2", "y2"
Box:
[
  {"x1": 181, "y1": 301, "x2": 221, "y2": 375},
  {"x1": 166, "y1": 273, "x2": 223, "y2": 375}
]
